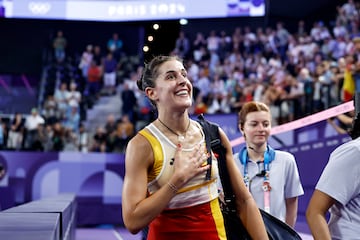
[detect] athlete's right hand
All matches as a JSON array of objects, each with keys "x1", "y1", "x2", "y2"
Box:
[{"x1": 172, "y1": 143, "x2": 210, "y2": 186}]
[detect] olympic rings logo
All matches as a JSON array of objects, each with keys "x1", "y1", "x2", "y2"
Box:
[{"x1": 28, "y1": 2, "x2": 51, "y2": 15}]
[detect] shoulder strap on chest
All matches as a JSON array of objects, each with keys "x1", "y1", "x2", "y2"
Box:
[{"x1": 197, "y1": 114, "x2": 234, "y2": 202}]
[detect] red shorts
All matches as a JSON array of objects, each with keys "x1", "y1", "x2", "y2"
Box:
[{"x1": 147, "y1": 199, "x2": 226, "y2": 240}]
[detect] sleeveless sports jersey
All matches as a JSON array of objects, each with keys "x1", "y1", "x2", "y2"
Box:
[
  {"x1": 139, "y1": 122, "x2": 226, "y2": 240},
  {"x1": 139, "y1": 122, "x2": 219, "y2": 209}
]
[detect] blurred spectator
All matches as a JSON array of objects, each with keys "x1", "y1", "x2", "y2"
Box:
[
  {"x1": 92, "y1": 45, "x2": 104, "y2": 67},
  {"x1": 207, "y1": 73, "x2": 229, "y2": 114},
  {"x1": 53, "y1": 30, "x2": 67, "y2": 63},
  {"x1": 341, "y1": 0, "x2": 358, "y2": 22},
  {"x1": 86, "y1": 60, "x2": 102, "y2": 102},
  {"x1": 63, "y1": 106, "x2": 80, "y2": 133},
  {"x1": 186, "y1": 59, "x2": 200, "y2": 82},
  {"x1": 31, "y1": 124, "x2": 46, "y2": 151},
  {"x1": 51, "y1": 122, "x2": 64, "y2": 152},
  {"x1": 329, "y1": 61, "x2": 343, "y2": 105},
  {"x1": 112, "y1": 114, "x2": 134, "y2": 153},
  {"x1": 121, "y1": 81, "x2": 137, "y2": 123},
  {"x1": 66, "y1": 82, "x2": 82, "y2": 110},
  {"x1": 107, "y1": 33, "x2": 123, "y2": 61},
  {"x1": 135, "y1": 92, "x2": 155, "y2": 131},
  {"x1": 103, "y1": 52, "x2": 118, "y2": 95},
  {"x1": 298, "y1": 68, "x2": 314, "y2": 115},
  {"x1": 297, "y1": 20, "x2": 307, "y2": 38},
  {"x1": 275, "y1": 22, "x2": 290, "y2": 60},
  {"x1": 124, "y1": 70, "x2": 140, "y2": 94},
  {"x1": 333, "y1": 19, "x2": 348, "y2": 38},
  {"x1": 24, "y1": 108, "x2": 45, "y2": 150},
  {"x1": 192, "y1": 32, "x2": 207, "y2": 62},
  {"x1": 173, "y1": 31, "x2": 190, "y2": 58},
  {"x1": 208, "y1": 49, "x2": 221, "y2": 76},
  {"x1": 42, "y1": 94, "x2": 58, "y2": 125},
  {"x1": 104, "y1": 113, "x2": 117, "y2": 135},
  {"x1": 310, "y1": 21, "x2": 322, "y2": 44},
  {"x1": 286, "y1": 75, "x2": 304, "y2": 121},
  {"x1": 207, "y1": 30, "x2": 220, "y2": 53},
  {"x1": 77, "y1": 123, "x2": 89, "y2": 153},
  {"x1": 91, "y1": 126, "x2": 108, "y2": 152},
  {"x1": 332, "y1": 35, "x2": 347, "y2": 59},
  {"x1": 243, "y1": 26, "x2": 257, "y2": 54},
  {"x1": 119, "y1": 113, "x2": 135, "y2": 138},
  {"x1": 6, "y1": 113, "x2": 24, "y2": 150},
  {"x1": 54, "y1": 82, "x2": 69, "y2": 120},
  {"x1": 218, "y1": 30, "x2": 232, "y2": 60},
  {"x1": 63, "y1": 128, "x2": 79, "y2": 152},
  {"x1": 42, "y1": 125, "x2": 54, "y2": 152},
  {"x1": 321, "y1": 35, "x2": 337, "y2": 61},
  {"x1": 195, "y1": 68, "x2": 212, "y2": 104},
  {"x1": 78, "y1": 44, "x2": 93, "y2": 78}
]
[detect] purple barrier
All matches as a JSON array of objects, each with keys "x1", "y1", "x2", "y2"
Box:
[
  {"x1": 0, "y1": 152, "x2": 124, "y2": 226},
  {"x1": 0, "y1": 212, "x2": 60, "y2": 240},
  {"x1": 4, "y1": 194, "x2": 76, "y2": 240}
]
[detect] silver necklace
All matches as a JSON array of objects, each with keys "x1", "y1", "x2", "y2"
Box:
[{"x1": 157, "y1": 118, "x2": 191, "y2": 142}]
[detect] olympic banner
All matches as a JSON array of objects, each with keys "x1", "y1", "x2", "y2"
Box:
[{"x1": 1, "y1": 0, "x2": 265, "y2": 21}]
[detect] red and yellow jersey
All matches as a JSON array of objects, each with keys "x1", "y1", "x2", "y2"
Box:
[{"x1": 139, "y1": 122, "x2": 219, "y2": 209}]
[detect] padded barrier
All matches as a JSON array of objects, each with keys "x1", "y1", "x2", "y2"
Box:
[
  {"x1": 1, "y1": 193, "x2": 76, "y2": 240},
  {"x1": 0, "y1": 212, "x2": 60, "y2": 240}
]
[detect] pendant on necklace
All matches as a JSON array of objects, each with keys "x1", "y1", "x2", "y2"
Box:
[{"x1": 178, "y1": 135, "x2": 185, "y2": 142}]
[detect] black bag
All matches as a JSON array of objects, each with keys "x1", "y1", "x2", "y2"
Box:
[
  {"x1": 221, "y1": 203, "x2": 303, "y2": 240},
  {"x1": 197, "y1": 114, "x2": 302, "y2": 240}
]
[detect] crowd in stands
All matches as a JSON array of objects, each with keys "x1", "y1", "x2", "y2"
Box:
[
  {"x1": 0, "y1": 29, "x2": 140, "y2": 153},
  {"x1": 178, "y1": 0, "x2": 360, "y2": 127},
  {"x1": 0, "y1": 0, "x2": 360, "y2": 153}
]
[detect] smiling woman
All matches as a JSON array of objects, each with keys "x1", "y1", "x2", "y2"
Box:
[{"x1": 121, "y1": 55, "x2": 268, "y2": 240}]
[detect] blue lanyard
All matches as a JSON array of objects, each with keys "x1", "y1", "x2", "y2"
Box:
[
  {"x1": 239, "y1": 145, "x2": 275, "y2": 189},
  {"x1": 239, "y1": 145, "x2": 275, "y2": 212}
]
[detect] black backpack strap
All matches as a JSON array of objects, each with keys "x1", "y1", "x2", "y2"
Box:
[
  {"x1": 197, "y1": 114, "x2": 236, "y2": 211},
  {"x1": 197, "y1": 114, "x2": 213, "y2": 181}
]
